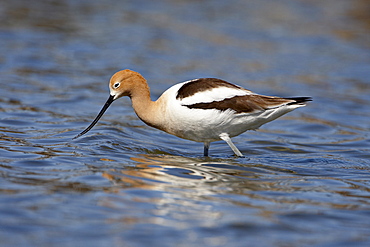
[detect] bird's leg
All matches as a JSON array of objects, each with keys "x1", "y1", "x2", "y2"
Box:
[
  {"x1": 203, "y1": 142, "x2": 210, "y2": 156},
  {"x1": 219, "y1": 133, "x2": 244, "y2": 157}
]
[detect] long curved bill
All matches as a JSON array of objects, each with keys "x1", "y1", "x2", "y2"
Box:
[{"x1": 73, "y1": 95, "x2": 115, "y2": 139}]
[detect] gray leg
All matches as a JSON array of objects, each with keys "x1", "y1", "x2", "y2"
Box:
[
  {"x1": 219, "y1": 133, "x2": 244, "y2": 157},
  {"x1": 203, "y1": 142, "x2": 210, "y2": 156}
]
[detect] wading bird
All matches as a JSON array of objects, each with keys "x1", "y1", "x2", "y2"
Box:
[{"x1": 74, "y1": 70, "x2": 311, "y2": 157}]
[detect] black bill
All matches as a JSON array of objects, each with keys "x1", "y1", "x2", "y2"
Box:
[{"x1": 73, "y1": 95, "x2": 115, "y2": 139}]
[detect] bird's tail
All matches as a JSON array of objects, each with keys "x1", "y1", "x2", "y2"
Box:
[{"x1": 285, "y1": 97, "x2": 312, "y2": 105}]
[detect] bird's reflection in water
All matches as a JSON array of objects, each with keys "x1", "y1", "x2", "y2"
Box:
[
  {"x1": 98, "y1": 154, "x2": 296, "y2": 229},
  {"x1": 101, "y1": 154, "x2": 276, "y2": 196}
]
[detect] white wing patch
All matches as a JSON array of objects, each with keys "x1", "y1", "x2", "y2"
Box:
[{"x1": 180, "y1": 87, "x2": 253, "y2": 105}]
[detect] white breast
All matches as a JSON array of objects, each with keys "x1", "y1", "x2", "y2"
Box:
[{"x1": 156, "y1": 83, "x2": 251, "y2": 141}]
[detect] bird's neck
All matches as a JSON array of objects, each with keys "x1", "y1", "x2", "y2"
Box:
[{"x1": 130, "y1": 82, "x2": 166, "y2": 131}]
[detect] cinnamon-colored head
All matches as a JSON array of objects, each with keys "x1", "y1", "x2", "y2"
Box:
[{"x1": 109, "y1": 69, "x2": 147, "y2": 100}]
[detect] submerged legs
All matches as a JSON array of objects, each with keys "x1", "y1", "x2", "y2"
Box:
[
  {"x1": 219, "y1": 133, "x2": 244, "y2": 157},
  {"x1": 203, "y1": 142, "x2": 210, "y2": 156},
  {"x1": 203, "y1": 134, "x2": 243, "y2": 157}
]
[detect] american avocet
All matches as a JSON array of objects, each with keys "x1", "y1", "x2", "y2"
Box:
[{"x1": 74, "y1": 69, "x2": 311, "y2": 157}]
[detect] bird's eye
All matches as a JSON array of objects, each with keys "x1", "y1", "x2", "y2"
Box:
[{"x1": 113, "y1": 82, "x2": 120, "y2": 89}]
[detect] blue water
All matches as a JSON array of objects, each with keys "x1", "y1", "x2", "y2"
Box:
[{"x1": 1, "y1": 0, "x2": 370, "y2": 246}]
